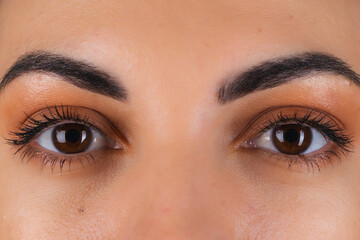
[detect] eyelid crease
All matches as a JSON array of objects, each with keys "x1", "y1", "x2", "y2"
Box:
[{"x1": 234, "y1": 105, "x2": 347, "y2": 140}]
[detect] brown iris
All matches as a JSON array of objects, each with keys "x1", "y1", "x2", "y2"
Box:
[
  {"x1": 52, "y1": 123, "x2": 92, "y2": 153},
  {"x1": 272, "y1": 124, "x2": 312, "y2": 155}
]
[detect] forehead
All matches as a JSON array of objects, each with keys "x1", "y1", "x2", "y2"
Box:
[{"x1": 0, "y1": 0, "x2": 359, "y2": 86}]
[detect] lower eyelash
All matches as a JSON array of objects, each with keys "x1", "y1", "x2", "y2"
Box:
[
  {"x1": 18, "y1": 146, "x2": 96, "y2": 173},
  {"x1": 262, "y1": 148, "x2": 348, "y2": 173}
]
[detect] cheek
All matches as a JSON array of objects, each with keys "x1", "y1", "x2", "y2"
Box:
[
  {"x1": 0, "y1": 186, "x2": 109, "y2": 239},
  {"x1": 230, "y1": 183, "x2": 360, "y2": 239},
  {"x1": 217, "y1": 151, "x2": 360, "y2": 239},
  {"x1": 0, "y1": 152, "x2": 113, "y2": 240}
]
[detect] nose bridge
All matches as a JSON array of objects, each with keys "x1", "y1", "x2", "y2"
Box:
[
  {"x1": 140, "y1": 135, "x2": 200, "y2": 209},
  {"x1": 130, "y1": 149, "x2": 192, "y2": 237},
  {"x1": 127, "y1": 130, "x2": 225, "y2": 238},
  {"x1": 121, "y1": 79, "x2": 230, "y2": 237}
]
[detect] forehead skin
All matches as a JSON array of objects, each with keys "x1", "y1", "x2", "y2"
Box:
[
  {"x1": 0, "y1": 0, "x2": 358, "y2": 120},
  {"x1": 1, "y1": 1, "x2": 360, "y2": 84},
  {"x1": 0, "y1": 0, "x2": 360, "y2": 239}
]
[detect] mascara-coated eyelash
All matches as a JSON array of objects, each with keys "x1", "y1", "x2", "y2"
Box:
[
  {"x1": 258, "y1": 111, "x2": 353, "y2": 153},
  {"x1": 7, "y1": 105, "x2": 91, "y2": 147},
  {"x1": 239, "y1": 107, "x2": 354, "y2": 172},
  {"x1": 6, "y1": 105, "x2": 121, "y2": 172}
]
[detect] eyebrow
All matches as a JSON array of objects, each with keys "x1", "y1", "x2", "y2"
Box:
[
  {"x1": 218, "y1": 52, "x2": 360, "y2": 104},
  {"x1": 0, "y1": 51, "x2": 127, "y2": 101}
]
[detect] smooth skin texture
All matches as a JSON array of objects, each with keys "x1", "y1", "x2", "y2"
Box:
[{"x1": 0, "y1": 0, "x2": 360, "y2": 239}]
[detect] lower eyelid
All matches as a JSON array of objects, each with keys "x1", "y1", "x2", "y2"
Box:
[
  {"x1": 269, "y1": 149, "x2": 339, "y2": 172},
  {"x1": 17, "y1": 145, "x2": 98, "y2": 174},
  {"x1": 238, "y1": 142, "x2": 343, "y2": 173}
]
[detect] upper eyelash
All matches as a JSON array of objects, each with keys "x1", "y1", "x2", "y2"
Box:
[
  {"x1": 259, "y1": 111, "x2": 354, "y2": 153},
  {"x1": 5, "y1": 105, "x2": 354, "y2": 173},
  {"x1": 5, "y1": 105, "x2": 94, "y2": 149},
  {"x1": 5, "y1": 105, "x2": 110, "y2": 172}
]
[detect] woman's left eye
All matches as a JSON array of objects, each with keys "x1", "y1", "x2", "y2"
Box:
[
  {"x1": 253, "y1": 124, "x2": 328, "y2": 155},
  {"x1": 36, "y1": 123, "x2": 107, "y2": 154}
]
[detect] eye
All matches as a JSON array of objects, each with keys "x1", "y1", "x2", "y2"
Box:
[
  {"x1": 253, "y1": 124, "x2": 328, "y2": 155},
  {"x1": 36, "y1": 122, "x2": 107, "y2": 154}
]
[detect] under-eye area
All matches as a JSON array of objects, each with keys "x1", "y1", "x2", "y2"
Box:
[
  {"x1": 234, "y1": 106, "x2": 354, "y2": 172},
  {"x1": 5, "y1": 105, "x2": 125, "y2": 172}
]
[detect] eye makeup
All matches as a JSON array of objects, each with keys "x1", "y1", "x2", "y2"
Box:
[
  {"x1": 4, "y1": 103, "x2": 355, "y2": 174},
  {"x1": 234, "y1": 106, "x2": 354, "y2": 172},
  {"x1": 5, "y1": 105, "x2": 124, "y2": 172}
]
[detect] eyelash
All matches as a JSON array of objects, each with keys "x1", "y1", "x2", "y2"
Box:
[
  {"x1": 5, "y1": 106, "x2": 354, "y2": 173},
  {"x1": 253, "y1": 111, "x2": 353, "y2": 171},
  {"x1": 6, "y1": 105, "x2": 101, "y2": 172}
]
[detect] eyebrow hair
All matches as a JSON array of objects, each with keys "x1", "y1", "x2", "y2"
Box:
[
  {"x1": 0, "y1": 51, "x2": 127, "y2": 101},
  {"x1": 218, "y1": 52, "x2": 360, "y2": 104}
]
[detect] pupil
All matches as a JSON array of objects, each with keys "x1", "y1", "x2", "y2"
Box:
[
  {"x1": 65, "y1": 129, "x2": 81, "y2": 143},
  {"x1": 272, "y1": 124, "x2": 312, "y2": 155},
  {"x1": 52, "y1": 123, "x2": 92, "y2": 154},
  {"x1": 284, "y1": 129, "x2": 299, "y2": 143}
]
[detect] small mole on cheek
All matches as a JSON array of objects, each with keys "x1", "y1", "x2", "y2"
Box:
[{"x1": 78, "y1": 206, "x2": 85, "y2": 214}]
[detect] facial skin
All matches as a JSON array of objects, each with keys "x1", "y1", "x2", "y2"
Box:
[{"x1": 0, "y1": 0, "x2": 360, "y2": 239}]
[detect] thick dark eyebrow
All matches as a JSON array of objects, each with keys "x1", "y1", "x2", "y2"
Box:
[
  {"x1": 218, "y1": 52, "x2": 360, "y2": 104},
  {"x1": 0, "y1": 51, "x2": 127, "y2": 101}
]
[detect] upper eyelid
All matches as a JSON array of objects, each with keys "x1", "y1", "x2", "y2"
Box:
[
  {"x1": 6, "y1": 107, "x2": 90, "y2": 146},
  {"x1": 239, "y1": 105, "x2": 345, "y2": 135},
  {"x1": 6, "y1": 105, "x2": 125, "y2": 147},
  {"x1": 231, "y1": 106, "x2": 352, "y2": 147},
  {"x1": 259, "y1": 111, "x2": 331, "y2": 133}
]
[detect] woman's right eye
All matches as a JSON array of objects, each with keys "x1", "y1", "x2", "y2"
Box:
[{"x1": 36, "y1": 122, "x2": 109, "y2": 154}]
